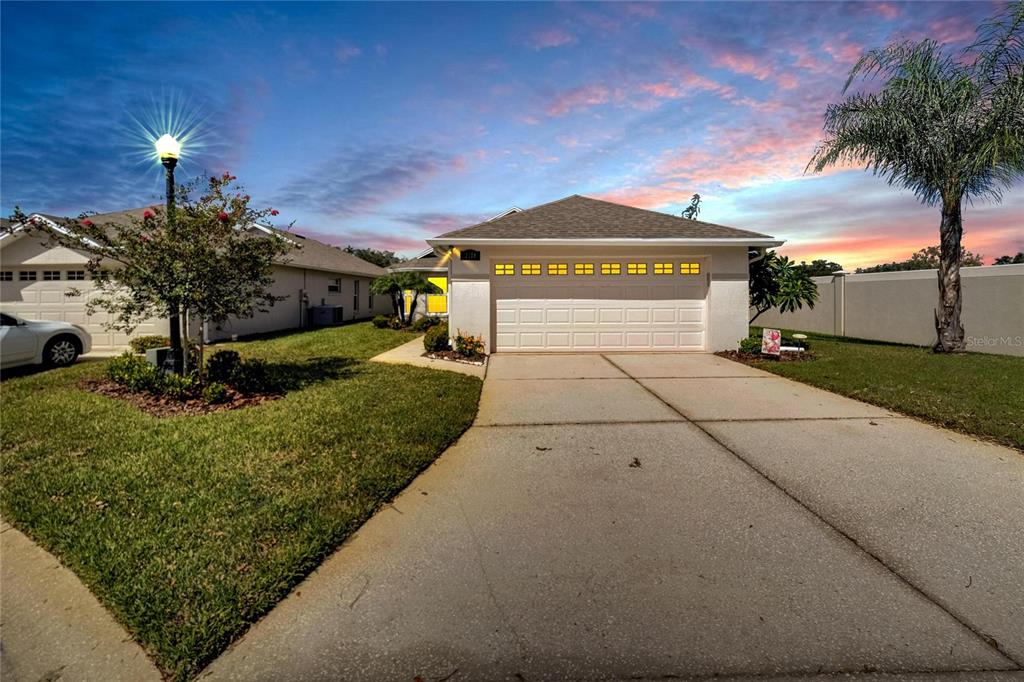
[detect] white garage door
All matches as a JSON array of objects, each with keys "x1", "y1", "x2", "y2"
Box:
[
  {"x1": 492, "y1": 260, "x2": 707, "y2": 352},
  {"x1": 1, "y1": 273, "x2": 166, "y2": 350}
]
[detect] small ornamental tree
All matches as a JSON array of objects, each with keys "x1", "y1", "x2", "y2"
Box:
[
  {"x1": 11, "y1": 173, "x2": 291, "y2": 373},
  {"x1": 749, "y1": 251, "x2": 819, "y2": 324}
]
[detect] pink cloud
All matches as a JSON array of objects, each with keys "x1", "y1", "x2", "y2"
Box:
[
  {"x1": 870, "y1": 2, "x2": 902, "y2": 20},
  {"x1": 290, "y1": 227, "x2": 429, "y2": 254},
  {"x1": 711, "y1": 50, "x2": 773, "y2": 81},
  {"x1": 928, "y1": 16, "x2": 976, "y2": 44},
  {"x1": 546, "y1": 84, "x2": 610, "y2": 116},
  {"x1": 527, "y1": 27, "x2": 577, "y2": 50},
  {"x1": 823, "y1": 36, "x2": 864, "y2": 65},
  {"x1": 776, "y1": 72, "x2": 800, "y2": 90}
]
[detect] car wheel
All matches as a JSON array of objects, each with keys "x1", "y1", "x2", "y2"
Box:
[{"x1": 44, "y1": 335, "x2": 80, "y2": 367}]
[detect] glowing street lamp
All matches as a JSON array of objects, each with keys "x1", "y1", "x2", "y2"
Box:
[{"x1": 155, "y1": 133, "x2": 183, "y2": 372}]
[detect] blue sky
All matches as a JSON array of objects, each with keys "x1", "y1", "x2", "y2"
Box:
[{"x1": 2, "y1": 1, "x2": 1021, "y2": 267}]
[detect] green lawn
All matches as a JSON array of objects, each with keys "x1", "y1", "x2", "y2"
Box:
[
  {"x1": 744, "y1": 328, "x2": 1024, "y2": 450},
  {"x1": 0, "y1": 323, "x2": 481, "y2": 680}
]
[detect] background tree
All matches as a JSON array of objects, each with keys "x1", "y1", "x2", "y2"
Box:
[
  {"x1": 368, "y1": 272, "x2": 441, "y2": 326},
  {"x1": 795, "y1": 259, "x2": 844, "y2": 277},
  {"x1": 857, "y1": 245, "x2": 984, "y2": 273},
  {"x1": 681, "y1": 193, "x2": 701, "y2": 220},
  {"x1": 14, "y1": 173, "x2": 290, "y2": 373},
  {"x1": 749, "y1": 251, "x2": 819, "y2": 323},
  {"x1": 993, "y1": 252, "x2": 1024, "y2": 264},
  {"x1": 808, "y1": 3, "x2": 1024, "y2": 351},
  {"x1": 344, "y1": 245, "x2": 405, "y2": 268}
]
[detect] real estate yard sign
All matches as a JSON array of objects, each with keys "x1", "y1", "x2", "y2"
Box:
[{"x1": 762, "y1": 328, "x2": 782, "y2": 356}]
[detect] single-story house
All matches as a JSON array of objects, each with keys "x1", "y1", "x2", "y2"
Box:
[
  {"x1": 0, "y1": 208, "x2": 391, "y2": 350},
  {"x1": 410, "y1": 195, "x2": 782, "y2": 353}
]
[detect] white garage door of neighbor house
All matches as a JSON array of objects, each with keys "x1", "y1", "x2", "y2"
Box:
[
  {"x1": 492, "y1": 260, "x2": 708, "y2": 352},
  {"x1": 2, "y1": 277, "x2": 165, "y2": 350}
]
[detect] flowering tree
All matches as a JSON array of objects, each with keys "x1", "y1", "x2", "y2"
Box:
[{"x1": 11, "y1": 173, "x2": 291, "y2": 373}]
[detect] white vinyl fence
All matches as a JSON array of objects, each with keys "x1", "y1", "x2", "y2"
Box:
[{"x1": 753, "y1": 263, "x2": 1024, "y2": 356}]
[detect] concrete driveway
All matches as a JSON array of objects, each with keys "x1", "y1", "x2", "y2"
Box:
[{"x1": 204, "y1": 353, "x2": 1024, "y2": 681}]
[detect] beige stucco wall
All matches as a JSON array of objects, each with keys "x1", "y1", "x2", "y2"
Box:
[
  {"x1": 754, "y1": 264, "x2": 1024, "y2": 356},
  {"x1": 443, "y1": 244, "x2": 751, "y2": 352},
  {"x1": 206, "y1": 265, "x2": 392, "y2": 341}
]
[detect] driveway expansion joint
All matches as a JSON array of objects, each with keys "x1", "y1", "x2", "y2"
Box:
[{"x1": 599, "y1": 353, "x2": 1022, "y2": 670}]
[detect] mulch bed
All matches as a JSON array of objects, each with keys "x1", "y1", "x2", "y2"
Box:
[
  {"x1": 716, "y1": 350, "x2": 815, "y2": 364},
  {"x1": 80, "y1": 379, "x2": 279, "y2": 418},
  {"x1": 423, "y1": 350, "x2": 487, "y2": 366}
]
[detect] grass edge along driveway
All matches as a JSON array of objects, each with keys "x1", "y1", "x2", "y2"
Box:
[
  {"x1": 0, "y1": 323, "x2": 482, "y2": 680},
  {"x1": 744, "y1": 327, "x2": 1023, "y2": 451}
]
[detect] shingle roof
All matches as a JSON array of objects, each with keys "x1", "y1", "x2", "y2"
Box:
[
  {"x1": 388, "y1": 253, "x2": 446, "y2": 272},
  {"x1": 433, "y1": 194, "x2": 774, "y2": 241},
  {"x1": 16, "y1": 207, "x2": 386, "y2": 278}
]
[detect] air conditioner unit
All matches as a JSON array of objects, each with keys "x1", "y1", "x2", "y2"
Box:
[{"x1": 309, "y1": 305, "x2": 345, "y2": 326}]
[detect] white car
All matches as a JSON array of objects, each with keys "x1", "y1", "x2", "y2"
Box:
[{"x1": 0, "y1": 313, "x2": 92, "y2": 369}]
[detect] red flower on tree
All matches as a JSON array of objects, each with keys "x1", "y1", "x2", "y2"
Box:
[
  {"x1": 270, "y1": 209, "x2": 280, "y2": 216},
  {"x1": 143, "y1": 210, "x2": 154, "y2": 220},
  {"x1": 218, "y1": 211, "x2": 230, "y2": 222},
  {"x1": 82, "y1": 219, "x2": 94, "y2": 227}
]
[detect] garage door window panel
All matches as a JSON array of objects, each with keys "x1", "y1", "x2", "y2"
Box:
[
  {"x1": 653, "y1": 263, "x2": 673, "y2": 275},
  {"x1": 19, "y1": 271, "x2": 37, "y2": 281},
  {"x1": 680, "y1": 262, "x2": 701, "y2": 275},
  {"x1": 600, "y1": 263, "x2": 621, "y2": 275},
  {"x1": 547, "y1": 263, "x2": 567, "y2": 275},
  {"x1": 494, "y1": 263, "x2": 514, "y2": 275},
  {"x1": 66, "y1": 271, "x2": 86, "y2": 281},
  {"x1": 627, "y1": 263, "x2": 647, "y2": 275},
  {"x1": 574, "y1": 263, "x2": 594, "y2": 275},
  {"x1": 520, "y1": 264, "x2": 541, "y2": 276}
]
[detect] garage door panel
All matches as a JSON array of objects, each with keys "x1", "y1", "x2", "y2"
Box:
[
  {"x1": 598, "y1": 331, "x2": 625, "y2": 347},
  {"x1": 625, "y1": 308, "x2": 650, "y2": 323},
  {"x1": 518, "y1": 332, "x2": 545, "y2": 349},
  {"x1": 520, "y1": 308, "x2": 544, "y2": 324},
  {"x1": 599, "y1": 308, "x2": 624, "y2": 324},
  {"x1": 496, "y1": 309, "x2": 517, "y2": 324},
  {"x1": 572, "y1": 308, "x2": 597, "y2": 324},
  {"x1": 651, "y1": 308, "x2": 677, "y2": 324},
  {"x1": 546, "y1": 332, "x2": 571, "y2": 349},
  {"x1": 546, "y1": 308, "x2": 570, "y2": 324},
  {"x1": 573, "y1": 332, "x2": 598, "y2": 348}
]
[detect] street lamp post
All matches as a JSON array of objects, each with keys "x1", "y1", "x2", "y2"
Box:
[{"x1": 155, "y1": 133, "x2": 183, "y2": 373}]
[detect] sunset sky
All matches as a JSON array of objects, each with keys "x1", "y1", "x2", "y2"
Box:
[{"x1": 2, "y1": 1, "x2": 1021, "y2": 268}]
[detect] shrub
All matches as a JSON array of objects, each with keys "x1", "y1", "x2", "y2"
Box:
[
  {"x1": 388, "y1": 316, "x2": 405, "y2": 330},
  {"x1": 232, "y1": 359, "x2": 271, "y2": 395},
  {"x1": 372, "y1": 315, "x2": 392, "y2": 329},
  {"x1": 739, "y1": 337, "x2": 762, "y2": 354},
  {"x1": 202, "y1": 382, "x2": 231, "y2": 405},
  {"x1": 411, "y1": 316, "x2": 443, "y2": 332},
  {"x1": 106, "y1": 353, "x2": 164, "y2": 393},
  {"x1": 129, "y1": 335, "x2": 171, "y2": 354},
  {"x1": 423, "y1": 322, "x2": 450, "y2": 352},
  {"x1": 454, "y1": 330, "x2": 485, "y2": 357},
  {"x1": 206, "y1": 350, "x2": 242, "y2": 384},
  {"x1": 162, "y1": 373, "x2": 198, "y2": 400}
]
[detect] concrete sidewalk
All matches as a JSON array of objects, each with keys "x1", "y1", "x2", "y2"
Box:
[
  {"x1": 0, "y1": 521, "x2": 161, "y2": 682},
  {"x1": 370, "y1": 336, "x2": 486, "y2": 378},
  {"x1": 202, "y1": 352, "x2": 1024, "y2": 681}
]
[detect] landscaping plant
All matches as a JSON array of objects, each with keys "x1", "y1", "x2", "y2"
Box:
[
  {"x1": 454, "y1": 330, "x2": 485, "y2": 358},
  {"x1": 369, "y1": 272, "x2": 442, "y2": 326},
  {"x1": 371, "y1": 314, "x2": 392, "y2": 329},
  {"x1": 749, "y1": 251, "x2": 819, "y2": 323},
  {"x1": 128, "y1": 335, "x2": 172, "y2": 354},
  {"x1": 423, "y1": 321, "x2": 450, "y2": 352},
  {"x1": 808, "y1": 3, "x2": 1024, "y2": 352}
]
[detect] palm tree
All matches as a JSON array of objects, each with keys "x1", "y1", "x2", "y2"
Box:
[
  {"x1": 808, "y1": 4, "x2": 1024, "y2": 352},
  {"x1": 749, "y1": 251, "x2": 819, "y2": 324},
  {"x1": 369, "y1": 272, "x2": 441, "y2": 326}
]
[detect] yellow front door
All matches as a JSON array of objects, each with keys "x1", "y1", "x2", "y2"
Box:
[{"x1": 426, "y1": 276, "x2": 448, "y2": 314}]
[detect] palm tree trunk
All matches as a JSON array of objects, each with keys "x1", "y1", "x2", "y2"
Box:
[{"x1": 933, "y1": 196, "x2": 966, "y2": 352}]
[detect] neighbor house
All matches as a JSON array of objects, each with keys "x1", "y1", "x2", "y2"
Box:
[
  {"x1": 387, "y1": 249, "x2": 450, "y2": 320},
  {"x1": 0, "y1": 208, "x2": 391, "y2": 350},
  {"x1": 419, "y1": 195, "x2": 782, "y2": 353}
]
